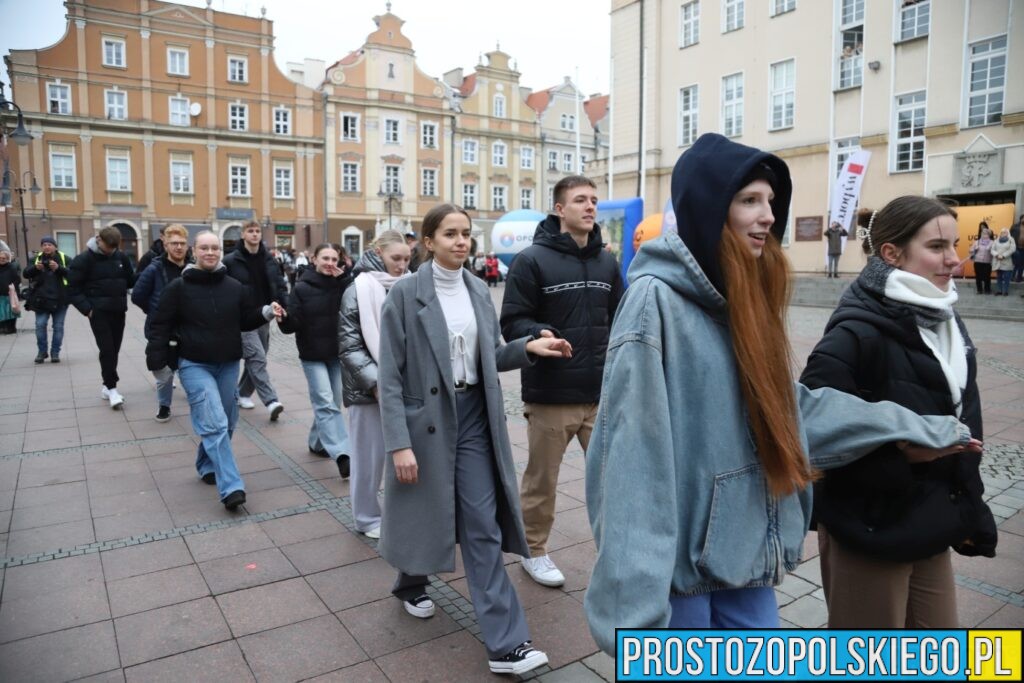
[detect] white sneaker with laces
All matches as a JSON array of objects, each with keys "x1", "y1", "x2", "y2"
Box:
[
  {"x1": 107, "y1": 388, "x2": 125, "y2": 410},
  {"x1": 267, "y1": 401, "x2": 284, "y2": 421},
  {"x1": 237, "y1": 396, "x2": 256, "y2": 409},
  {"x1": 363, "y1": 526, "x2": 381, "y2": 540},
  {"x1": 521, "y1": 555, "x2": 565, "y2": 587},
  {"x1": 101, "y1": 385, "x2": 110, "y2": 399},
  {"x1": 488, "y1": 641, "x2": 549, "y2": 675},
  {"x1": 403, "y1": 594, "x2": 435, "y2": 619}
]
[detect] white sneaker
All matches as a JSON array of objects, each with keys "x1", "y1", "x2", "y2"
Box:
[
  {"x1": 267, "y1": 401, "x2": 284, "y2": 421},
  {"x1": 237, "y1": 396, "x2": 256, "y2": 409},
  {"x1": 521, "y1": 555, "x2": 565, "y2": 587},
  {"x1": 107, "y1": 388, "x2": 125, "y2": 410},
  {"x1": 363, "y1": 526, "x2": 381, "y2": 540},
  {"x1": 101, "y1": 385, "x2": 110, "y2": 399},
  {"x1": 489, "y1": 641, "x2": 549, "y2": 675},
  {"x1": 403, "y1": 594, "x2": 435, "y2": 619}
]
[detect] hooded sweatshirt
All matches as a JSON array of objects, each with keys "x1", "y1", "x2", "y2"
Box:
[
  {"x1": 500, "y1": 214, "x2": 624, "y2": 404},
  {"x1": 67, "y1": 236, "x2": 134, "y2": 315}
]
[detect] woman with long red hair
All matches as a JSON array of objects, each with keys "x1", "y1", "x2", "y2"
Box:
[{"x1": 583, "y1": 134, "x2": 980, "y2": 650}]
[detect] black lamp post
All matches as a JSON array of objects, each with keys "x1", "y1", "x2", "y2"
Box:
[
  {"x1": 377, "y1": 179, "x2": 403, "y2": 232},
  {"x1": 1, "y1": 170, "x2": 41, "y2": 265},
  {"x1": 0, "y1": 85, "x2": 34, "y2": 148}
]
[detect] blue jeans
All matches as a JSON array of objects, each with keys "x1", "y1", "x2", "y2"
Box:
[
  {"x1": 669, "y1": 586, "x2": 780, "y2": 628},
  {"x1": 996, "y1": 269, "x2": 1012, "y2": 294},
  {"x1": 34, "y1": 305, "x2": 68, "y2": 355},
  {"x1": 179, "y1": 359, "x2": 244, "y2": 500},
  {"x1": 301, "y1": 359, "x2": 350, "y2": 458}
]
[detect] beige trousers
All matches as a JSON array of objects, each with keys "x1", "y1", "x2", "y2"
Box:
[
  {"x1": 520, "y1": 402, "x2": 597, "y2": 557},
  {"x1": 819, "y1": 525, "x2": 958, "y2": 628}
]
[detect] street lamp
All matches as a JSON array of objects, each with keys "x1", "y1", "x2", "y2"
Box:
[
  {"x1": 0, "y1": 85, "x2": 33, "y2": 148},
  {"x1": 0, "y1": 170, "x2": 41, "y2": 265},
  {"x1": 0, "y1": 85, "x2": 37, "y2": 264},
  {"x1": 377, "y1": 179, "x2": 403, "y2": 232}
]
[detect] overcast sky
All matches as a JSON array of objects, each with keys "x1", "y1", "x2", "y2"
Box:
[{"x1": 1, "y1": 0, "x2": 612, "y2": 97}]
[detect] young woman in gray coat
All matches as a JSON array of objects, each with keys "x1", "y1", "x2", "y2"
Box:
[{"x1": 377, "y1": 203, "x2": 571, "y2": 676}]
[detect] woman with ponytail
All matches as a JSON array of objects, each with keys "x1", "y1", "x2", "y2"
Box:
[
  {"x1": 583, "y1": 134, "x2": 979, "y2": 651},
  {"x1": 800, "y1": 197, "x2": 996, "y2": 627}
]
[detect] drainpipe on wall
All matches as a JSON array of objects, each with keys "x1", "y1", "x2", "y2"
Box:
[{"x1": 321, "y1": 90, "x2": 329, "y2": 244}]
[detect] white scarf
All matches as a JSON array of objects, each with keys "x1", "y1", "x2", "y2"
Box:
[
  {"x1": 355, "y1": 270, "x2": 407, "y2": 362},
  {"x1": 884, "y1": 269, "x2": 967, "y2": 415}
]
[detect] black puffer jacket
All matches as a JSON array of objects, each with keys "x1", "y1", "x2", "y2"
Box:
[
  {"x1": 800, "y1": 279, "x2": 997, "y2": 562},
  {"x1": 145, "y1": 264, "x2": 271, "y2": 370},
  {"x1": 67, "y1": 237, "x2": 134, "y2": 315},
  {"x1": 136, "y1": 238, "x2": 165, "y2": 276},
  {"x1": 23, "y1": 252, "x2": 69, "y2": 312},
  {"x1": 500, "y1": 215, "x2": 624, "y2": 404},
  {"x1": 0, "y1": 261, "x2": 21, "y2": 298},
  {"x1": 278, "y1": 267, "x2": 351, "y2": 362},
  {"x1": 222, "y1": 242, "x2": 288, "y2": 307}
]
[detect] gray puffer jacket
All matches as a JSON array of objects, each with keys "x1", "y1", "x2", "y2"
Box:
[{"x1": 337, "y1": 285, "x2": 377, "y2": 407}]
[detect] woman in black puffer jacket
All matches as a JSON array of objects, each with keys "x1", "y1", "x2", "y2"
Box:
[
  {"x1": 801, "y1": 196, "x2": 996, "y2": 628},
  {"x1": 279, "y1": 243, "x2": 353, "y2": 478}
]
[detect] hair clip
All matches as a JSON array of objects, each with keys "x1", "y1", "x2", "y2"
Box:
[{"x1": 857, "y1": 210, "x2": 878, "y2": 253}]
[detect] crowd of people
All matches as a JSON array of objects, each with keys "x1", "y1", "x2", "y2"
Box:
[{"x1": 1, "y1": 136, "x2": 1011, "y2": 673}]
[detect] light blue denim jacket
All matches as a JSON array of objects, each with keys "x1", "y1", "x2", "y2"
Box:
[{"x1": 583, "y1": 234, "x2": 971, "y2": 654}]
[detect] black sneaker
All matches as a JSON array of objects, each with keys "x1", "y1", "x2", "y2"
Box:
[
  {"x1": 403, "y1": 594, "x2": 435, "y2": 619},
  {"x1": 155, "y1": 405, "x2": 171, "y2": 423},
  {"x1": 222, "y1": 490, "x2": 246, "y2": 510},
  {"x1": 336, "y1": 454, "x2": 351, "y2": 479},
  {"x1": 34, "y1": 352, "x2": 47, "y2": 364},
  {"x1": 309, "y1": 445, "x2": 329, "y2": 457},
  {"x1": 488, "y1": 641, "x2": 548, "y2": 675},
  {"x1": 50, "y1": 354, "x2": 60, "y2": 363},
  {"x1": 201, "y1": 472, "x2": 217, "y2": 485}
]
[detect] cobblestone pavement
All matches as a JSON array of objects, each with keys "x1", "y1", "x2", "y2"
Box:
[{"x1": 0, "y1": 287, "x2": 1021, "y2": 681}]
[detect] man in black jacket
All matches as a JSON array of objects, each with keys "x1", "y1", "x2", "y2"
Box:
[
  {"x1": 135, "y1": 226, "x2": 166, "y2": 276},
  {"x1": 500, "y1": 175, "x2": 624, "y2": 587},
  {"x1": 222, "y1": 220, "x2": 289, "y2": 420},
  {"x1": 24, "y1": 236, "x2": 70, "y2": 363},
  {"x1": 68, "y1": 226, "x2": 134, "y2": 409}
]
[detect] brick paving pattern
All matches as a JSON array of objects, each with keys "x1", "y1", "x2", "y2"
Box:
[{"x1": 1, "y1": 285, "x2": 1021, "y2": 681}]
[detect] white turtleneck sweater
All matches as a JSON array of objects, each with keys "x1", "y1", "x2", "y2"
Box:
[{"x1": 432, "y1": 262, "x2": 479, "y2": 386}]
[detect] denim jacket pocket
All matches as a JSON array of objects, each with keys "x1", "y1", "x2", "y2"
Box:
[{"x1": 697, "y1": 463, "x2": 770, "y2": 586}]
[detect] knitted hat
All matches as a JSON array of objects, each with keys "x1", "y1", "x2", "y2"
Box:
[{"x1": 40, "y1": 235, "x2": 58, "y2": 247}]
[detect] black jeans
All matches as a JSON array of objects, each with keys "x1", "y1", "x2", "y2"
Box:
[
  {"x1": 973, "y1": 262, "x2": 992, "y2": 293},
  {"x1": 89, "y1": 309, "x2": 126, "y2": 388}
]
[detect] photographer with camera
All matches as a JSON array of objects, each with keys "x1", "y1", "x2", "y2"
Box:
[{"x1": 24, "y1": 236, "x2": 70, "y2": 362}]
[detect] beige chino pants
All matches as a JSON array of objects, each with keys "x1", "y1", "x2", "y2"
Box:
[{"x1": 520, "y1": 402, "x2": 598, "y2": 557}]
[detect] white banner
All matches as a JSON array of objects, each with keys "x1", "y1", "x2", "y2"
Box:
[{"x1": 828, "y1": 150, "x2": 871, "y2": 258}]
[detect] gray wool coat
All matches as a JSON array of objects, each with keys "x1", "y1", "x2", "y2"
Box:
[{"x1": 377, "y1": 262, "x2": 534, "y2": 575}]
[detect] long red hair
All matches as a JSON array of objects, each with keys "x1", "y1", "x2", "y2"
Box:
[{"x1": 719, "y1": 228, "x2": 817, "y2": 496}]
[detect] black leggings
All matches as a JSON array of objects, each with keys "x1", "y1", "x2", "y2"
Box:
[{"x1": 973, "y1": 262, "x2": 992, "y2": 293}]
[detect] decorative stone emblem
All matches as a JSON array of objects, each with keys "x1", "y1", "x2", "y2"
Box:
[{"x1": 960, "y1": 154, "x2": 992, "y2": 188}]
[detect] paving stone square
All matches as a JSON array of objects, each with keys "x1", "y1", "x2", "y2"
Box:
[{"x1": 1, "y1": 291, "x2": 1021, "y2": 681}]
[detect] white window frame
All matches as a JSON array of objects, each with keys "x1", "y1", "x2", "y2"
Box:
[
  {"x1": 769, "y1": 59, "x2": 795, "y2": 130},
  {"x1": 721, "y1": 72, "x2": 744, "y2": 137},
  {"x1": 678, "y1": 84, "x2": 699, "y2": 147},
  {"x1": 102, "y1": 37, "x2": 126, "y2": 68},
  {"x1": 896, "y1": 0, "x2": 929, "y2": 42},
  {"x1": 770, "y1": 0, "x2": 795, "y2": 16},
  {"x1": 341, "y1": 162, "x2": 360, "y2": 193},
  {"x1": 273, "y1": 107, "x2": 292, "y2": 135},
  {"x1": 421, "y1": 168, "x2": 438, "y2": 196},
  {"x1": 493, "y1": 94, "x2": 506, "y2": 118},
  {"x1": 841, "y1": 0, "x2": 864, "y2": 25},
  {"x1": 562, "y1": 152, "x2": 574, "y2": 173},
  {"x1": 492, "y1": 141, "x2": 507, "y2": 167},
  {"x1": 49, "y1": 145, "x2": 77, "y2": 190},
  {"x1": 384, "y1": 165, "x2": 402, "y2": 195},
  {"x1": 520, "y1": 187, "x2": 534, "y2": 210},
  {"x1": 384, "y1": 118, "x2": 401, "y2": 144},
  {"x1": 229, "y1": 102, "x2": 248, "y2": 132},
  {"x1": 964, "y1": 35, "x2": 1006, "y2": 128},
  {"x1": 167, "y1": 46, "x2": 189, "y2": 76},
  {"x1": 228, "y1": 55, "x2": 248, "y2": 83},
  {"x1": 838, "y1": 0, "x2": 864, "y2": 90},
  {"x1": 520, "y1": 145, "x2": 534, "y2": 170},
  {"x1": 341, "y1": 113, "x2": 361, "y2": 142},
  {"x1": 229, "y1": 159, "x2": 251, "y2": 197},
  {"x1": 462, "y1": 183, "x2": 477, "y2": 209},
  {"x1": 462, "y1": 139, "x2": 478, "y2": 164},
  {"x1": 170, "y1": 155, "x2": 193, "y2": 194},
  {"x1": 47, "y1": 82, "x2": 71, "y2": 115},
  {"x1": 420, "y1": 121, "x2": 438, "y2": 149},
  {"x1": 892, "y1": 90, "x2": 926, "y2": 173},
  {"x1": 680, "y1": 1, "x2": 701, "y2": 47},
  {"x1": 492, "y1": 185, "x2": 507, "y2": 212},
  {"x1": 274, "y1": 162, "x2": 294, "y2": 199},
  {"x1": 547, "y1": 150, "x2": 558, "y2": 170},
  {"x1": 722, "y1": 0, "x2": 744, "y2": 32},
  {"x1": 106, "y1": 150, "x2": 131, "y2": 192},
  {"x1": 104, "y1": 89, "x2": 127, "y2": 120},
  {"x1": 169, "y1": 96, "x2": 190, "y2": 126},
  {"x1": 834, "y1": 137, "x2": 860, "y2": 177}
]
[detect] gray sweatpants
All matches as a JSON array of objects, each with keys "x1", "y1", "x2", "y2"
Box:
[
  {"x1": 238, "y1": 323, "x2": 278, "y2": 405},
  {"x1": 349, "y1": 403, "x2": 386, "y2": 533}
]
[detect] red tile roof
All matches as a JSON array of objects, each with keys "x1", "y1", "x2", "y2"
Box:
[
  {"x1": 525, "y1": 90, "x2": 551, "y2": 114},
  {"x1": 583, "y1": 94, "x2": 609, "y2": 128}
]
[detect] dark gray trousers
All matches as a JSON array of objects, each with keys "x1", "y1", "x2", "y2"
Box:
[{"x1": 393, "y1": 386, "x2": 529, "y2": 659}]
